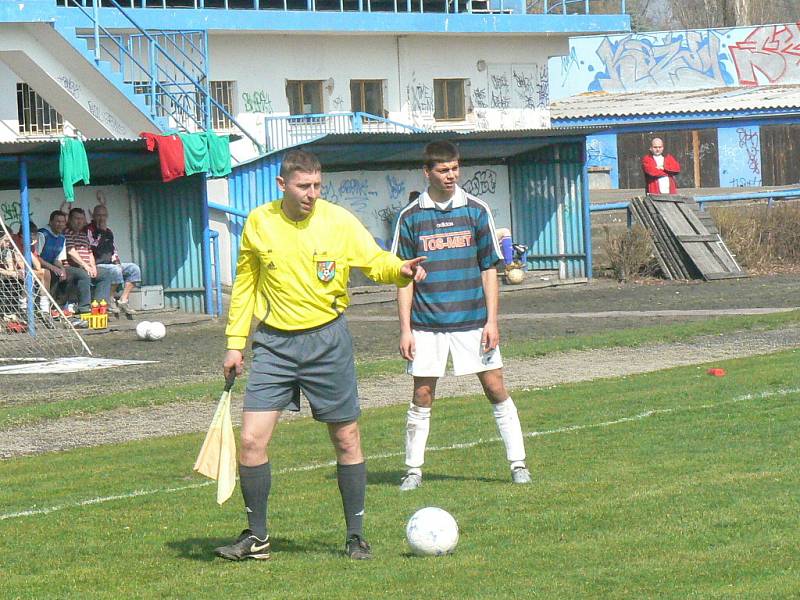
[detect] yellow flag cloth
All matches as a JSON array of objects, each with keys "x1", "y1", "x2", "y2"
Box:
[{"x1": 193, "y1": 389, "x2": 237, "y2": 505}]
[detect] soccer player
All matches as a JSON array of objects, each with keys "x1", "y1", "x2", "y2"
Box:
[
  {"x1": 216, "y1": 149, "x2": 426, "y2": 561},
  {"x1": 391, "y1": 141, "x2": 531, "y2": 491}
]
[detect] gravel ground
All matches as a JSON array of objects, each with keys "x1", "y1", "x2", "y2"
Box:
[
  {"x1": 2, "y1": 325, "x2": 799, "y2": 458},
  {"x1": 3, "y1": 274, "x2": 800, "y2": 458}
]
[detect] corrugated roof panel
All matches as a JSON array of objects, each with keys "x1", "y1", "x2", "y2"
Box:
[{"x1": 551, "y1": 85, "x2": 800, "y2": 121}]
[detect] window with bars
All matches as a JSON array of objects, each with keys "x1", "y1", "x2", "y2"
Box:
[
  {"x1": 286, "y1": 80, "x2": 324, "y2": 115},
  {"x1": 16, "y1": 84, "x2": 64, "y2": 136},
  {"x1": 433, "y1": 79, "x2": 466, "y2": 121},
  {"x1": 350, "y1": 80, "x2": 385, "y2": 116},
  {"x1": 210, "y1": 81, "x2": 236, "y2": 130}
]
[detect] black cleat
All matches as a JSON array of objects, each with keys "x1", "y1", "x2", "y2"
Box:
[
  {"x1": 345, "y1": 534, "x2": 372, "y2": 560},
  {"x1": 214, "y1": 529, "x2": 271, "y2": 561}
]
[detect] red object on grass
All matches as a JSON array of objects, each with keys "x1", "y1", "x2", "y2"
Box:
[{"x1": 707, "y1": 368, "x2": 726, "y2": 377}]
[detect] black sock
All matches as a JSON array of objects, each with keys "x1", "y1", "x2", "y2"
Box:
[
  {"x1": 336, "y1": 462, "x2": 366, "y2": 539},
  {"x1": 239, "y1": 462, "x2": 270, "y2": 540}
]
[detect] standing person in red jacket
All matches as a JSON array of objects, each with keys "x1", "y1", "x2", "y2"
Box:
[{"x1": 641, "y1": 138, "x2": 680, "y2": 194}]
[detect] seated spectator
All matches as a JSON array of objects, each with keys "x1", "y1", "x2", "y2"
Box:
[
  {"x1": 0, "y1": 225, "x2": 54, "y2": 328},
  {"x1": 87, "y1": 204, "x2": 141, "y2": 316},
  {"x1": 64, "y1": 207, "x2": 114, "y2": 316},
  {"x1": 0, "y1": 232, "x2": 23, "y2": 324}
]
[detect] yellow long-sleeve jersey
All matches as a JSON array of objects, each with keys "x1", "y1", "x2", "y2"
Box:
[{"x1": 226, "y1": 198, "x2": 411, "y2": 350}]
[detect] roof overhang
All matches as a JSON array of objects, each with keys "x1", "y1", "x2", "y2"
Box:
[
  {"x1": 0, "y1": 138, "x2": 162, "y2": 191},
  {"x1": 551, "y1": 85, "x2": 800, "y2": 128},
  {"x1": 245, "y1": 127, "x2": 608, "y2": 171}
]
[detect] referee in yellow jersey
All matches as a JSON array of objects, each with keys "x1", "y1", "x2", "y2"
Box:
[{"x1": 215, "y1": 149, "x2": 427, "y2": 561}]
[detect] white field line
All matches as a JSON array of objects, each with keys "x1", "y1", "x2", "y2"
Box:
[{"x1": 1, "y1": 386, "x2": 797, "y2": 522}]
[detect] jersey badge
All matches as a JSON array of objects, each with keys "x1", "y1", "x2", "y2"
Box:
[{"x1": 317, "y1": 260, "x2": 336, "y2": 282}]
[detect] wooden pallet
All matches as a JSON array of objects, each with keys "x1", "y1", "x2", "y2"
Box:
[{"x1": 630, "y1": 194, "x2": 746, "y2": 281}]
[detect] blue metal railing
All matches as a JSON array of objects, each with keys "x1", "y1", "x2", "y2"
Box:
[
  {"x1": 64, "y1": 0, "x2": 263, "y2": 151},
  {"x1": 590, "y1": 188, "x2": 800, "y2": 228},
  {"x1": 59, "y1": 0, "x2": 626, "y2": 15},
  {"x1": 264, "y1": 111, "x2": 423, "y2": 153},
  {"x1": 539, "y1": 0, "x2": 625, "y2": 14}
]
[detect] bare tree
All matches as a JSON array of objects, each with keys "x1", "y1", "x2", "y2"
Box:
[{"x1": 667, "y1": 0, "x2": 800, "y2": 29}]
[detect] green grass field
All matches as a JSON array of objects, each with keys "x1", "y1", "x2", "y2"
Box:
[
  {"x1": 2, "y1": 349, "x2": 799, "y2": 599},
  {"x1": 2, "y1": 309, "x2": 799, "y2": 429}
]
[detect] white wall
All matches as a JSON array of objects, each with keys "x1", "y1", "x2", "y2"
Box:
[
  {"x1": 206, "y1": 177, "x2": 234, "y2": 287},
  {"x1": 209, "y1": 33, "x2": 566, "y2": 160},
  {"x1": 0, "y1": 185, "x2": 134, "y2": 264}
]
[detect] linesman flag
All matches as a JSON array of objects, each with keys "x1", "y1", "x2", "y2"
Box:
[{"x1": 194, "y1": 372, "x2": 237, "y2": 505}]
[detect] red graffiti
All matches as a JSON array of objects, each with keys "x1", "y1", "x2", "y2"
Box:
[{"x1": 730, "y1": 23, "x2": 800, "y2": 86}]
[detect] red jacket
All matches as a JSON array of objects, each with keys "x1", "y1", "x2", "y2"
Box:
[{"x1": 642, "y1": 153, "x2": 680, "y2": 194}]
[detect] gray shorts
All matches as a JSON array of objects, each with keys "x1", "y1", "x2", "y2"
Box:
[{"x1": 243, "y1": 315, "x2": 360, "y2": 423}]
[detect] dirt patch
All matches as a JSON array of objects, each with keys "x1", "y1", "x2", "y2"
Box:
[
  {"x1": 2, "y1": 326, "x2": 799, "y2": 458},
  {"x1": 3, "y1": 274, "x2": 800, "y2": 457}
]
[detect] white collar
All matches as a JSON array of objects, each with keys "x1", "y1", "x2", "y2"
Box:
[{"x1": 418, "y1": 185, "x2": 468, "y2": 209}]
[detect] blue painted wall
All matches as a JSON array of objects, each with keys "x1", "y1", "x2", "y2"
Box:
[
  {"x1": 585, "y1": 132, "x2": 619, "y2": 188},
  {"x1": 717, "y1": 125, "x2": 762, "y2": 188}
]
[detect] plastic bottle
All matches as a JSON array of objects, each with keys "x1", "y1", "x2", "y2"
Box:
[
  {"x1": 91, "y1": 300, "x2": 99, "y2": 315},
  {"x1": 99, "y1": 299, "x2": 107, "y2": 315}
]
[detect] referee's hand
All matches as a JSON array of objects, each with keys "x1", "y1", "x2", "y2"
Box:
[
  {"x1": 223, "y1": 349, "x2": 244, "y2": 380},
  {"x1": 401, "y1": 256, "x2": 427, "y2": 282}
]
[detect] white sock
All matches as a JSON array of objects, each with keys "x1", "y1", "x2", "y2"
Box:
[
  {"x1": 405, "y1": 403, "x2": 431, "y2": 471},
  {"x1": 39, "y1": 294, "x2": 50, "y2": 313},
  {"x1": 492, "y1": 398, "x2": 526, "y2": 465}
]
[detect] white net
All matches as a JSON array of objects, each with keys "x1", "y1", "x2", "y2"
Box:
[{"x1": 0, "y1": 215, "x2": 91, "y2": 364}]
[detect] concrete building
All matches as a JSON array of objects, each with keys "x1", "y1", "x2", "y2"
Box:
[{"x1": 0, "y1": 0, "x2": 630, "y2": 310}]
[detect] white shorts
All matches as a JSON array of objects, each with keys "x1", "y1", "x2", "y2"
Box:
[{"x1": 408, "y1": 328, "x2": 503, "y2": 378}]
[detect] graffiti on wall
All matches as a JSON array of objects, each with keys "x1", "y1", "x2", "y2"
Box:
[
  {"x1": 462, "y1": 169, "x2": 497, "y2": 196},
  {"x1": 486, "y1": 64, "x2": 549, "y2": 110},
  {"x1": 550, "y1": 23, "x2": 800, "y2": 99},
  {"x1": 590, "y1": 31, "x2": 733, "y2": 93},
  {"x1": 57, "y1": 75, "x2": 81, "y2": 99},
  {"x1": 87, "y1": 100, "x2": 126, "y2": 135},
  {"x1": 717, "y1": 126, "x2": 762, "y2": 187},
  {"x1": 737, "y1": 127, "x2": 761, "y2": 175},
  {"x1": 729, "y1": 23, "x2": 800, "y2": 86},
  {"x1": 0, "y1": 201, "x2": 21, "y2": 230},
  {"x1": 321, "y1": 167, "x2": 510, "y2": 248},
  {"x1": 241, "y1": 90, "x2": 273, "y2": 113},
  {"x1": 407, "y1": 72, "x2": 434, "y2": 121}
]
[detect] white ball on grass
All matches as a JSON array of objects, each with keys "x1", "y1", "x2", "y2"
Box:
[
  {"x1": 135, "y1": 321, "x2": 152, "y2": 340},
  {"x1": 406, "y1": 507, "x2": 459, "y2": 556},
  {"x1": 146, "y1": 321, "x2": 166, "y2": 341}
]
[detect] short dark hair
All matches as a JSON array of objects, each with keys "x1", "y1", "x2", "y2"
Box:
[
  {"x1": 280, "y1": 149, "x2": 321, "y2": 179},
  {"x1": 17, "y1": 221, "x2": 37, "y2": 235},
  {"x1": 68, "y1": 207, "x2": 86, "y2": 219},
  {"x1": 49, "y1": 210, "x2": 66, "y2": 222},
  {"x1": 423, "y1": 141, "x2": 459, "y2": 169}
]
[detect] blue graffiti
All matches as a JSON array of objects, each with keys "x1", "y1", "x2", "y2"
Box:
[
  {"x1": 386, "y1": 175, "x2": 406, "y2": 202},
  {"x1": 589, "y1": 31, "x2": 734, "y2": 93}
]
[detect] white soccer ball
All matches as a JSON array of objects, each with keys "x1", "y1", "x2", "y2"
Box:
[
  {"x1": 406, "y1": 507, "x2": 459, "y2": 556},
  {"x1": 505, "y1": 268, "x2": 525, "y2": 284},
  {"x1": 135, "y1": 321, "x2": 152, "y2": 340},
  {"x1": 146, "y1": 321, "x2": 166, "y2": 341}
]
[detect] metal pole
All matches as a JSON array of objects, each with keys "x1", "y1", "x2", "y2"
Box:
[
  {"x1": 580, "y1": 143, "x2": 593, "y2": 280},
  {"x1": 93, "y1": 1, "x2": 101, "y2": 63},
  {"x1": 200, "y1": 177, "x2": 214, "y2": 316},
  {"x1": 210, "y1": 230, "x2": 223, "y2": 318},
  {"x1": 19, "y1": 158, "x2": 36, "y2": 336}
]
